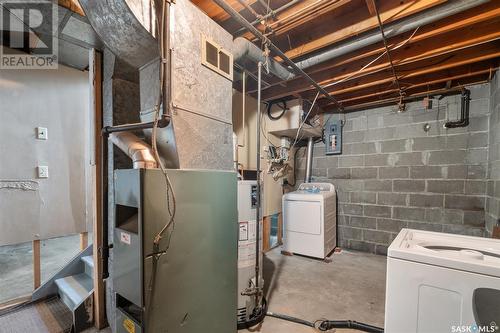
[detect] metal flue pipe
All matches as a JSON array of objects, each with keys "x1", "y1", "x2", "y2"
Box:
[
  {"x1": 304, "y1": 137, "x2": 314, "y2": 183},
  {"x1": 109, "y1": 132, "x2": 157, "y2": 169}
]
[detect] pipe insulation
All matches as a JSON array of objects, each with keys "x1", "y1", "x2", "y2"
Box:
[
  {"x1": 109, "y1": 132, "x2": 157, "y2": 169},
  {"x1": 233, "y1": 0, "x2": 488, "y2": 84}
]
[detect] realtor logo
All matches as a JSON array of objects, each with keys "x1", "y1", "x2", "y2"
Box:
[{"x1": 0, "y1": 0, "x2": 58, "y2": 69}]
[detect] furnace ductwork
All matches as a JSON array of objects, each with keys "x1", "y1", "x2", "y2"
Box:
[{"x1": 109, "y1": 132, "x2": 157, "y2": 169}]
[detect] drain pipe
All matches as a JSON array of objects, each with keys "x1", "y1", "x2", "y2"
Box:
[
  {"x1": 255, "y1": 61, "x2": 263, "y2": 308},
  {"x1": 304, "y1": 137, "x2": 314, "y2": 183}
]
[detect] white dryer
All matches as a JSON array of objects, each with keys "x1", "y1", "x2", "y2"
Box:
[
  {"x1": 282, "y1": 182, "x2": 336, "y2": 259},
  {"x1": 385, "y1": 229, "x2": 500, "y2": 333}
]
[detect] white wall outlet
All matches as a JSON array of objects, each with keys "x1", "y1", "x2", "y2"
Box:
[
  {"x1": 36, "y1": 127, "x2": 48, "y2": 140},
  {"x1": 37, "y1": 166, "x2": 49, "y2": 178}
]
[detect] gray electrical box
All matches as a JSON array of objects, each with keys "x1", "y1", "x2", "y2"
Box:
[{"x1": 325, "y1": 119, "x2": 342, "y2": 155}]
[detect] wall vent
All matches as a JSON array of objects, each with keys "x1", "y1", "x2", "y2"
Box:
[{"x1": 201, "y1": 35, "x2": 233, "y2": 80}]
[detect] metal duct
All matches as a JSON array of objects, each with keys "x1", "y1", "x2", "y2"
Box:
[
  {"x1": 236, "y1": 0, "x2": 488, "y2": 83},
  {"x1": 109, "y1": 132, "x2": 157, "y2": 169},
  {"x1": 294, "y1": 0, "x2": 489, "y2": 71},
  {"x1": 234, "y1": 37, "x2": 294, "y2": 81},
  {"x1": 78, "y1": 0, "x2": 158, "y2": 68},
  {"x1": 304, "y1": 137, "x2": 314, "y2": 183}
]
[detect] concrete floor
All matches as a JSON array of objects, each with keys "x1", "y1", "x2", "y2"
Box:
[
  {"x1": 1, "y1": 243, "x2": 386, "y2": 333},
  {"x1": 243, "y1": 247, "x2": 387, "y2": 333},
  {"x1": 0, "y1": 234, "x2": 87, "y2": 303}
]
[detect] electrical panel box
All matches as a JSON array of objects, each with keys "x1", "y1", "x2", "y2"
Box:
[{"x1": 325, "y1": 119, "x2": 342, "y2": 155}]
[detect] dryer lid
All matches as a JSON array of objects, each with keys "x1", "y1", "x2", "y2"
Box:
[{"x1": 389, "y1": 229, "x2": 500, "y2": 277}]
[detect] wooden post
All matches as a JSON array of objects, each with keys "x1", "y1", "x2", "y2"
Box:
[
  {"x1": 262, "y1": 216, "x2": 271, "y2": 252},
  {"x1": 91, "y1": 49, "x2": 106, "y2": 329},
  {"x1": 33, "y1": 240, "x2": 41, "y2": 290},
  {"x1": 79, "y1": 232, "x2": 88, "y2": 250},
  {"x1": 278, "y1": 212, "x2": 283, "y2": 245}
]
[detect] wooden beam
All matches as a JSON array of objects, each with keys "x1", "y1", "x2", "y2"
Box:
[
  {"x1": 33, "y1": 240, "x2": 41, "y2": 290},
  {"x1": 283, "y1": 0, "x2": 445, "y2": 59},
  {"x1": 79, "y1": 232, "x2": 88, "y2": 250},
  {"x1": 255, "y1": 2, "x2": 500, "y2": 96},
  {"x1": 193, "y1": 0, "x2": 259, "y2": 22},
  {"x1": 334, "y1": 76, "x2": 489, "y2": 112},
  {"x1": 365, "y1": 0, "x2": 377, "y2": 16},
  {"x1": 335, "y1": 63, "x2": 497, "y2": 105},
  {"x1": 261, "y1": 19, "x2": 500, "y2": 101},
  {"x1": 317, "y1": 39, "x2": 500, "y2": 99},
  {"x1": 90, "y1": 49, "x2": 106, "y2": 329},
  {"x1": 58, "y1": 0, "x2": 85, "y2": 16}
]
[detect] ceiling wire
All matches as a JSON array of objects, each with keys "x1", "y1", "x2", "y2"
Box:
[{"x1": 371, "y1": 0, "x2": 405, "y2": 109}]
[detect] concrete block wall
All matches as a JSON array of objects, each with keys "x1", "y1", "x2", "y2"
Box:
[
  {"x1": 298, "y1": 83, "x2": 491, "y2": 254},
  {"x1": 487, "y1": 70, "x2": 500, "y2": 234}
]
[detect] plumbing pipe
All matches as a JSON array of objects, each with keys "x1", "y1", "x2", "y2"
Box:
[
  {"x1": 239, "y1": 70, "x2": 247, "y2": 148},
  {"x1": 102, "y1": 119, "x2": 169, "y2": 135},
  {"x1": 444, "y1": 89, "x2": 470, "y2": 128},
  {"x1": 213, "y1": 0, "x2": 341, "y2": 108},
  {"x1": 304, "y1": 136, "x2": 314, "y2": 183},
  {"x1": 109, "y1": 132, "x2": 157, "y2": 169},
  {"x1": 255, "y1": 61, "x2": 263, "y2": 308}
]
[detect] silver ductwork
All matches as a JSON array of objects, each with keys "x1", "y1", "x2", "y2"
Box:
[
  {"x1": 109, "y1": 132, "x2": 157, "y2": 169},
  {"x1": 80, "y1": 0, "x2": 234, "y2": 171},
  {"x1": 234, "y1": 0, "x2": 488, "y2": 84},
  {"x1": 233, "y1": 37, "x2": 294, "y2": 81}
]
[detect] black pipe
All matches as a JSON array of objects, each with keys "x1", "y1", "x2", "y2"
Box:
[
  {"x1": 318, "y1": 320, "x2": 384, "y2": 333},
  {"x1": 266, "y1": 312, "x2": 384, "y2": 333},
  {"x1": 444, "y1": 89, "x2": 470, "y2": 128},
  {"x1": 102, "y1": 117, "x2": 170, "y2": 135}
]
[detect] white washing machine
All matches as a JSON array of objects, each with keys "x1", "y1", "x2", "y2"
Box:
[
  {"x1": 385, "y1": 229, "x2": 500, "y2": 333},
  {"x1": 282, "y1": 182, "x2": 336, "y2": 259}
]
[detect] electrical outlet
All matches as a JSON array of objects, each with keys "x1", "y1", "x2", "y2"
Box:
[
  {"x1": 37, "y1": 166, "x2": 49, "y2": 178},
  {"x1": 37, "y1": 127, "x2": 48, "y2": 140}
]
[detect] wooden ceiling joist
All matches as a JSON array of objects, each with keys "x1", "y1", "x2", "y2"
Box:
[
  {"x1": 281, "y1": 0, "x2": 446, "y2": 60},
  {"x1": 260, "y1": 17, "x2": 500, "y2": 101},
  {"x1": 255, "y1": 1, "x2": 500, "y2": 94},
  {"x1": 317, "y1": 42, "x2": 500, "y2": 107},
  {"x1": 58, "y1": 0, "x2": 84, "y2": 16},
  {"x1": 196, "y1": 0, "x2": 500, "y2": 111}
]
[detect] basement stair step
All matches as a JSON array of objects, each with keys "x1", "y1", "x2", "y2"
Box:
[
  {"x1": 55, "y1": 273, "x2": 93, "y2": 311},
  {"x1": 81, "y1": 255, "x2": 94, "y2": 278}
]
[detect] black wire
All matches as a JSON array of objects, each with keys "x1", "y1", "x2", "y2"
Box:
[{"x1": 267, "y1": 100, "x2": 288, "y2": 121}]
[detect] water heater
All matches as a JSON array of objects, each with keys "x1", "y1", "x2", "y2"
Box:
[{"x1": 237, "y1": 180, "x2": 264, "y2": 327}]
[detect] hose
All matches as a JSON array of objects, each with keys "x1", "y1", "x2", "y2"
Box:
[
  {"x1": 266, "y1": 311, "x2": 384, "y2": 333},
  {"x1": 267, "y1": 100, "x2": 287, "y2": 120}
]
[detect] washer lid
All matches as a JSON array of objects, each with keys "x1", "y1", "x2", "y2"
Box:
[
  {"x1": 389, "y1": 229, "x2": 500, "y2": 277},
  {"x1": 283, "y1": 183, "x2": 336, "y2": 201}
]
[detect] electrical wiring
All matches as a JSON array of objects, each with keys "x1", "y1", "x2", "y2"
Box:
[
  {"x1": 148, "y1": 0, "x2": 177, "y2": 295},
  {"x1": 291, "y1": 91, "x2": 320, "y2": 150}
]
